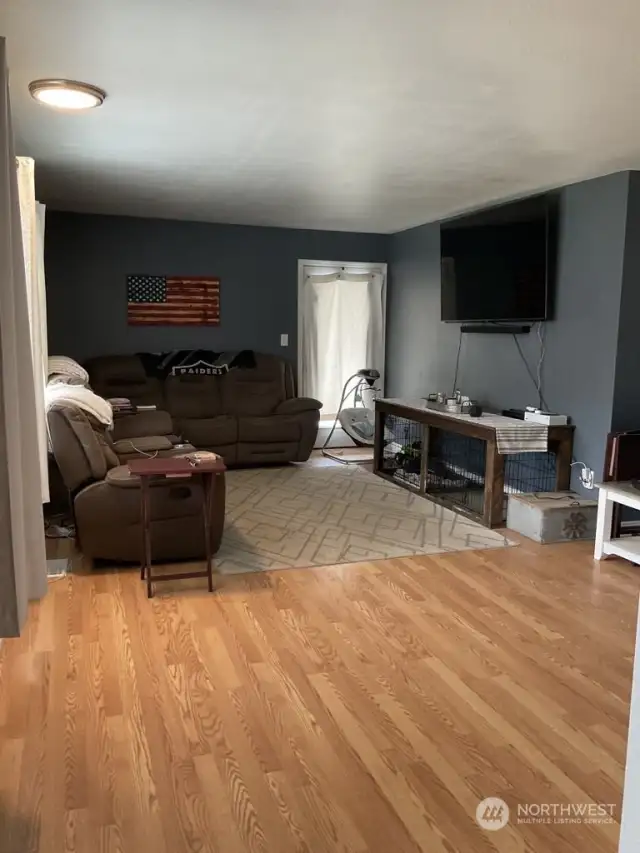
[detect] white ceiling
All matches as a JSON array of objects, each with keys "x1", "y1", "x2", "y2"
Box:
[{"x1": 2, "y1": 0, "x2": 640, "y2": 233}]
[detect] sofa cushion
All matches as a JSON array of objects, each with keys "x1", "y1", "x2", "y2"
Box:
[
  {"x1": 177, "y1": 415, "x2": 237, "y2": 448},
  {"x1": 220, "y1": 354, "x2": 287, "y2": 415},
  {"x1": 47, "y1": 404, "x2": 118, "y2": 492},
  {"x1": 275, "y1": 397, "x2": 322, "y2": 415},
  {"x1": 86, "y1": 355, "x2": 164, "y2": 407},
  {"x1": 112, "y1": 409, "x2": 174, "y2": 440},
  {"x1": 238, "y1": 416, "x2": 301, "y2": 443},
  {"x1": 87, "y1": 354, "x2": 146, "y2": 384},
  {"x1": 215, "y1": 445, "x2": 237, "y2": 465},
  {"x1": 165, "y1": 374, "x2": 222, "y2": 418}
]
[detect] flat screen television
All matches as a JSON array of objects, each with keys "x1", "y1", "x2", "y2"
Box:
[{"x1": 440, "y1": 196, "x2": 555, "y2": 323}]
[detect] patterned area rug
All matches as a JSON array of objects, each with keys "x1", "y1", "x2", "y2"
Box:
[{"x1": 215, "y1": 464, "x2": 512, "y2": 575}]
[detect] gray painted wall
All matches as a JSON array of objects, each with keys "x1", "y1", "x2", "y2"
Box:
[
  {"x1": 544, "y1": 173, "x2": 628, "y2": 487},
  {"x1": 387, "y1": 222, "x2": 559, "y2": 410},
  {"x1": 613, "y1": 170, "x2": 640, "y2": 432},
  {"x1": 45, "y1": 212, "x2": 388, "y2": 362},
  {"x1": 387, "y1": 171, "x2": 631, "y2": 492},
  {"x1": 47, "y1": 174, "x2": 640, "y2": 495}
]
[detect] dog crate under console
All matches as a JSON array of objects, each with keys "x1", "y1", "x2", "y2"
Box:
[{"x1": 373, "y1": 398, "x2": 574, "y2": 528}]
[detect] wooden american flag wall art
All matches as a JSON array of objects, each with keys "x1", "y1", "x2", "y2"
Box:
[{"x1": 127, "y1": 275, "x2": 220, "y2": 326}]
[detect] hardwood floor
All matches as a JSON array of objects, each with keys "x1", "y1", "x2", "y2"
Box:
[{"x1": 1, "y1": 535, "x2": 639, "y2": 852}]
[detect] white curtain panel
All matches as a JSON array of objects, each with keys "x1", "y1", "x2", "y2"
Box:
[
  {"x1": 16, "y1": 156, "x2": 49, "y2": 502},
  {"x1": 301, "y1": 271, "x2": 385, "y2": 415},
  {"x1": 0, "y1": 39, "x2": 47, "y2": 637}
]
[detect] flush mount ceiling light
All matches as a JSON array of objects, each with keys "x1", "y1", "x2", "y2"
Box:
[{"x1": 28, "y1": 79, "x2": 106, "y2": 111}]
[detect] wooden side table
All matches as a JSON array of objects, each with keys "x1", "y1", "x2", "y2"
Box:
[
  {"x1": 594, "y1": 481, "x2": 640, "y2": 566},
  {"x1": 128, "y1": 455, "x2": 226, "y2": 598}
]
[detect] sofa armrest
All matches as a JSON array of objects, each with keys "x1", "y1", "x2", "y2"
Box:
[
  {"x1": 275, "y1": 397, "x2": 322, "y2": 416},
  {"x1": 112, "y1": 409, "x2": 174, "y2": 440}
]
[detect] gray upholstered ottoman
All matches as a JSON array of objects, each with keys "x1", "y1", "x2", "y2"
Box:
[{"x1": 506, "y1": 491, "x2": 598, "y2": 543}]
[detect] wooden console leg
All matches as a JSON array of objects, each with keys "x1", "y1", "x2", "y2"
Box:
[
  {"x1": 373, "y1": 408, "x2": 384, "y2": 474},
  {"x1": 555, "y1": 434, "x2": 573, "y2": 491},
  {"x1": 484, "y1": 439, "x2": 505, "y2": 528}
]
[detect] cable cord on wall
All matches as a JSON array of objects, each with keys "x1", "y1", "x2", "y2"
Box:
[
  {"x1": 535, "y1": 321, "x2": 546, "y2": 409},
  {"x1": 451, "y1": 327, "x2": 464, "y2": 394},
  {"x1": 450, "y1": 323, "x2": 547, "y2": 406},
  {"x1": 512, "y1": 333, "x2": 550, "y2": 411}
]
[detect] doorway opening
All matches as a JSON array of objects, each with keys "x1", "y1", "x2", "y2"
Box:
[{"x1": 297, "y1": 260, "x2": 387, "y2": 449}]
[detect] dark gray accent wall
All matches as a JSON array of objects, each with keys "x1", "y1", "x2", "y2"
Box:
[
  {"x1": 387, "y1": 222, "x2": 564, "y2": 411},
  {"x1": 48, "y1": 175, "x2": 640, "y2": 497},
  {"x1": 613, "y1": 170, "x2": 640, "y2": 432},
  {"x1": 386, "y1": 222, "x2": 453, "y2": 396},
  {"x1": 387, "y1": 171, "x2": 632, "y2": 493},
  {"x1": 45, "y1": 212, "x2": 388, "y2": 362},
  {"x1": 544, "y1": 173, "x2": 628, "y2": 487}
]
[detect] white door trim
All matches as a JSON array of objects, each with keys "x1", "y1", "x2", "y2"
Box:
[{"x1": 296, "y1": 259, "x2": 388, "y2": 398}]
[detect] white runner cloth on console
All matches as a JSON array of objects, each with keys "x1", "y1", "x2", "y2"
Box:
[
  {"x1": 431, "y1": 410, "x2": 548, "y2": 454},
  {"x1": 491, "y1": 422, "x2": 548, "y2": 454}
]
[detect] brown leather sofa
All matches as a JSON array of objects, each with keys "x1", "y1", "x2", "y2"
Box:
[
  {"x1": 85, "y1": 352, "x2": 321, "y2": 466},
  {"x1": 48, "y1": 404, "x2": 225, "y2": 563}
]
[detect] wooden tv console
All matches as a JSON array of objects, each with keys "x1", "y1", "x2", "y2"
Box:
[{"x1": 373, "y1": 398, "x2": 574, "y2": 528}]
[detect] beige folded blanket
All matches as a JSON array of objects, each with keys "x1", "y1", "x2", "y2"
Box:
[
  {"x1": 45, "y1": 382, "x2": 113, "y2": 428},
  {"x1": 47, "y1": 355, "x2": 88, "y2": 385}
]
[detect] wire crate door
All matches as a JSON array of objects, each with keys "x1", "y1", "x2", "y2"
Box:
[
  {"x1": 380, "y1": 413, "x2": 424, "y2": 492},
  {"x1": 425, "y1": 427, "x2": 487, "y2": 518}
]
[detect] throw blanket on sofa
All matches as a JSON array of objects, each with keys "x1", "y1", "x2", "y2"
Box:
[
  {"x1": 45, "y1": 382, "x2": 113, "y2": 429},
  {"x1": 138, "y1": 349, "x2": 257, "y2": 378}
]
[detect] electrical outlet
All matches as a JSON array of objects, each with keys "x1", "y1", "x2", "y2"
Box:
[
  {"x1": 280, "y1": 333, "x2": 289, "y2": 347},
  {"x1": 580, "y1": 467, "x2": 595, "y2": 489}
]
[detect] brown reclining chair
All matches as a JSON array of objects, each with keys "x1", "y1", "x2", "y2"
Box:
[{"x1": 48, "y1": 403, "x2": 225, "y2": 564}]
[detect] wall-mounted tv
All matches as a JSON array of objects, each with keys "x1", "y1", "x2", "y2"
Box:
[{"x1": 440, "y1": 195, "x2": 556, "y2": 323}]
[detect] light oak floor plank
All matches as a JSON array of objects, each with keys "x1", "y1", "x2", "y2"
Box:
[{"x1": 1, "y1": 525, "x2": 639, "y2": 852}]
